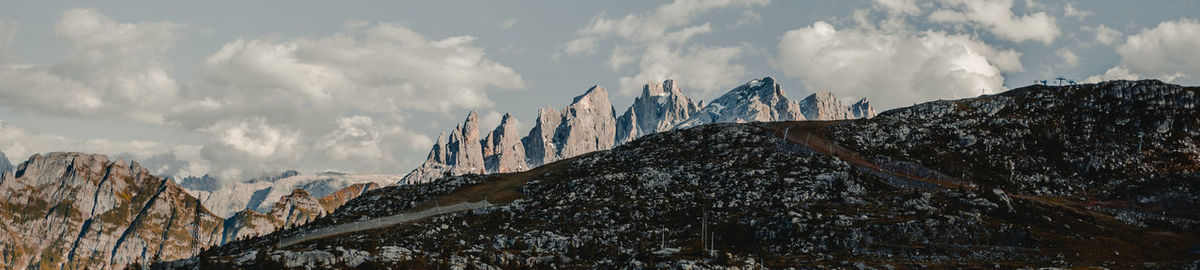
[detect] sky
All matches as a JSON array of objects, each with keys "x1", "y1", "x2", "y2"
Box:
[{"x1": 0, "y1": 0, "x2": 1197, "y2": 182}]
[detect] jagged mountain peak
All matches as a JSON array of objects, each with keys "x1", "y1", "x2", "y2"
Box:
[
  {"x1": 616, "y1": 79, "x2": 700, "y2": 143},
  {"x1": 849, "y1": 97, "x2": 876, "y2": 119},
  {"x1": 676, "y1": 77, "x2": 803, "y2": 128},
  {"x1": 571, "y1": 85, "x2": 610, "y2": 109},
  {"x1": 797, "y1": 90, "x2": 849, "y2": 120}
]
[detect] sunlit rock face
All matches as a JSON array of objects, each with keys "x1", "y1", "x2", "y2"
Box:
[{"x1": 0, "y1": 152, "x2": 225, "y2": 269}]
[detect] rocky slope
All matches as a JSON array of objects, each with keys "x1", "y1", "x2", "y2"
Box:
[
  {"x1": 615, "y1": 79, "x2": 701, "y2": 144},
  {"x1": 0, "y1": 153, "x2": 225, "y2": 269},
  {"x1": 179, "y1": 80, "x2": 1198, "y2": 269}
]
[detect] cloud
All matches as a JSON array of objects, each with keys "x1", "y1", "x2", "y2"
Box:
[
  {"x1": 1112, "y1": 19, "x2": 1200, "y2": 83},
  {"x1": 1084, "y1": 66, "x2": 1140, "y2": 83},
  {"x1": 565, "y1": 0, "x2": 767, "y2": 97},
  {"x1": 0, "y1": 8, "x2": 182, "y2": 123},
  {"x1": 876, "y1": 0, "x2": 921, "y2": 15},
  {"x1": 618, "y1": 44, "x2": 746, "y2": 97},
  {"x1": 168, "y1": 21, "x2": 527, "y2": 180},
  {"x1": 1084, "y1": 24, "x2": 1122, "y2": 45},
  {"x1": 1063, "y1": 3, "x2": 1090, "y2": 20},
  {"x1": 501, "y1": 18, "x2": 518, "y2": 29},
  {"x1": 0, "y1": 21, "x2": 16, "y2": 62},
  {"x1": 773, "y1": 20, "x2": 1022, "y2": 109},
  {"x1": 928, "y1": 0, "x2": 1060, "y2": 44},
  {"x1": 1056, "y1": 48, "x2": 1079, "y2": 68},
  {"x1": 0, "y1": 121, "x2": 207, "y2": 177}
]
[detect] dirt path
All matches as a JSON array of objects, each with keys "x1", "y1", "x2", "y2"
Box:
[
  {"x1": 769, "y1": 121, "x2": 977, "y2": 190},
  {"x1": 277, "y1": 200, "x2": 493, "y2": 248}
]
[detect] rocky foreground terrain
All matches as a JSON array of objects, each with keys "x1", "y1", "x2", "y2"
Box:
[{"x1": 174, "y1": 80, "x2": 1199, "y2": 269}]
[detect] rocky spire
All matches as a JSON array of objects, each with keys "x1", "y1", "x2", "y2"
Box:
[
  {"x1": 849, "y1": 98, "x2": 877, "y2": 119},
  {"x1": 522, "y1": 106, "x2": 563, "y2": 167},
  {"x1": 482, "y1": 113, "x2": 527, "y2": 173},
  {"x1": 447, "y1": 111, "x2": 485, "y2": 175},
  {"x1": 402, "y1": 111, "x2": 488, "y2": 184},
  {"x1": 615, "y1": 79, "x2": 700, "y2": 143},
  {"x1": 551, "y1": 85, "x2": 617, "y2": 160},
  {"x1": 798, "y1": 91, "x2": 851, "y2": 120}
]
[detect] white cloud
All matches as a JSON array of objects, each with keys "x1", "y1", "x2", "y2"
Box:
[
  {"x1": 0, "y1": 9, "x2": 526, "y2": 181},
  {"x1": 1084, "y1": 66, "x2": 1140, "y2": 83},
  {"x1": 0, "y1": 121, "x2": 207, "y2": 177},
  {"x1": 876, "y1": 0, "x2": 921, "y2": 15},
  {"x1": 733, "y1": 9, "x2": 764, "y2": 27},
  {"x1": 928, "y1": 0, "x2": 1060, "y2": 44},
  {"x1": 501, "y1": 18, "x2": 518, "y2": 29},
  {"x1": 1063, "y1": 3, "x2": 1090, "y2": 20},
  {"x1": 1056, "y1": 48, "x2": 1079, "y2": 68},
  {"x1": 1085, "y1": 24, "x2": 1122, "y2": 45},
  {"x1": 565, "y1": 0, "x2": 767, "y2": 96},
  {"x1": 618, "y1": 44, "x2": 746, "y2": 97},
  {"x1": 1113, "y1": 19, "x2": 1200, "y2": 83},
  {"x1": 773, "y1": 21, "x2": 1022, "y2": 109},
  {"x1": 174, "y1": 21, "x2": 525, "y2": 180},
  {"x1": 0, "y1": 8, "x2": 182, "y2": 123}
]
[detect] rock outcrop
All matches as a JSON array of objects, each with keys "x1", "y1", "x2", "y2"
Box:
[
  {"x1": 676, "y1": 77, "x2": 805, "y2": 128},
  {"x1": 547, "y1": 85, "x2": 618, "y2": 163},
  {"x1": 0, "y1": 151, "x2": 11, "y2": 174},
  {"x1": 402, "y1": 112, "x2": 489, "y2": 184},
  {"x1": 522, "y1": 107, "x2": 563, "y2": 168},
  {"x1": 267, "y1": 189, "x2": 326, "y2": 229},
  {"x1": 849, "y1": 98, "x2": 876, "y2": 119},
  {"x1": 0, "y1": 152, "x2": 225, "y2": 269},
  {"x1": 615, "y1": 80, "x2": 700, "y2": 144},
  {"x1": 797, "y1": 91, "x2": 850, "y2": 120},
  {"x1": 481, "y1": 113, "x2": 527, "y2": 173},
  {"x1": 220, "y1": 182, "x2": 379, "y2": 244}
]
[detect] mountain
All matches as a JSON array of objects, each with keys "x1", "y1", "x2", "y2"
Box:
[
  {"x1": 185, "y1": 171, "x2": 398, "y2": 218},
  {"x1": 796, "y1": 91, "x2": 851, "y2": 120},
  {"x1": 675, "y1": 77, "x2": 805, "y2": 128},
  {"x1": 849, "y1": 98, "x2": 876, "y2": 119},
  {"x1": 481, "y1": 113, "x2": 528, "y2": 174},
  {"x1": 219, "y1": 182, "x2": 379, "y2": 245},
  {"x1": 0, "y1": 151, "x2": 11, "y2": 174},
  {"x1": 536, "y1": 85, "x2": 618, "y2": 165},
  {"x1": 522, "y1": 85, "x2": 618, "y2": 167},
  {"x1": 179, "y1": 80, "x2": 1198, "y2": 268},
  {"x1": 403, "y1": 77, "x2": 872, "y2": 185},
  {"x1": 0, "y1": 153, "x2": 225, "y2": 269},
  {"x1": 402, "y1": 112, "x2": 489, "y2": 185},
  {"x1": 179, "y1": 174, "x2": 220, "y2": 192},
  {"x1": 615, "y1": 79, "x2": 701, "y2": 144}
]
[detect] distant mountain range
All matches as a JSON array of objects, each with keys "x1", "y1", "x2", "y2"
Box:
[{"x1": 402, "y1": 77, "x2": 876, "y2": 184}]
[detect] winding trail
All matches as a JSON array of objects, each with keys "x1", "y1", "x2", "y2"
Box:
[
  {"x1": 770, "y1": 121, "x2": 977, "y2": 190},
  {"x1": 277, "y1": 200, "x2": 493, "y2": 248}
]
